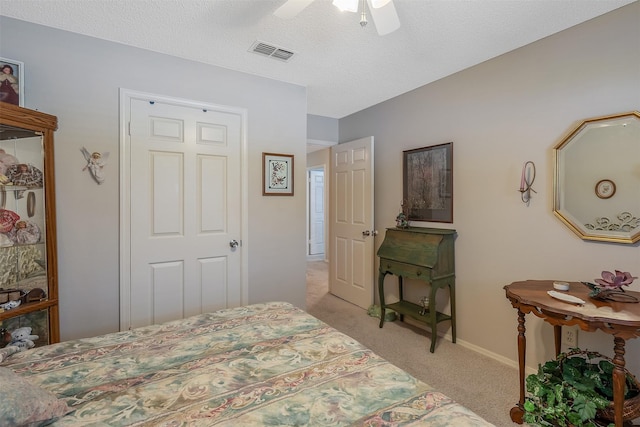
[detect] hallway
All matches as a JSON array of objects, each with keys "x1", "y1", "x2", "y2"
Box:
[{"x1": 306, "y1": 260, "x2": 329, "y2": 309}]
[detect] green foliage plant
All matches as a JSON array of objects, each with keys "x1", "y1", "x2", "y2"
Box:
[{"x1": 523, "y1": 349, "x2": 639, "y2": 427}]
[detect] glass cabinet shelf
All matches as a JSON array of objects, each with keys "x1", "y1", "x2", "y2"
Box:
[{"x1": 1, "y1": 184, "x2": 42, "y2": 191}]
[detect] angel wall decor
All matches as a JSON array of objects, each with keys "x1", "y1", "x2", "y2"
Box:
[{"x1": 81, "y1": 147, "x2": 109, "y2": 184}]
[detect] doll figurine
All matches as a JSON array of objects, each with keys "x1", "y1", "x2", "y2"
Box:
[{"x1": 81, "y1": 147, "x2": 109, "y2": 185}]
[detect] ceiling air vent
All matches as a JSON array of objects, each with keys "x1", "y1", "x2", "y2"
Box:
[{"x1": 249, "y1": 41, "x2": 295, "y2": 62}]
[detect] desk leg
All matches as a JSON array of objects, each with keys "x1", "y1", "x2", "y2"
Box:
[
  {"x1": 378, "y1": 271, "x2": 387, "y2": 328},
  {"x1": 449, "y1": 280, "x2": 456, "y2": 344},
  {"x1": 429, "y1": 284, "x2": 438, "y2": 353},
  {"x1": 612, "y1": 337, "x2": 626, "y2": 427},
  {"x1": 398, "y1": 276, "x2": 404, "y2": 322},
  {"x1": 510, "y1": 308, "x2": 526, "y2": 424}
]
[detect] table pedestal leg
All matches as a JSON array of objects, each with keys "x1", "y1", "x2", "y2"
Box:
[
  {"x1": 510, "y1": 309, "x2": 526, "y2": 424},
  {"x1": 553, "y1": 324, "x2": 561, "y2": 356},
  {"x1": 612, "y1": 337, "x2": 626, "y2": 427}
]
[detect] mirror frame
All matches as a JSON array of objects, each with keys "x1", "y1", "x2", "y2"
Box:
[{"x1": 553, "y1": 111, "x2": 640, "y2": 244}]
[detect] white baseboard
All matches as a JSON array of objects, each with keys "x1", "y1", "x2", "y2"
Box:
[
  {"x1": 403, "y1": 317, "x2": 536, "y2": 376},
  {"x1": 445, "y1": 334, "x2": 536, "y2": 376}
]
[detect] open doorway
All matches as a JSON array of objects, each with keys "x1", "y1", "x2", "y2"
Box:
[
  {"x1": 305, "y1": 137, "x2": 375, "y2": 309},
  {"x1": 306, "y1": 146, "x2": 331, "y2": 309},
  {"x1": 307, "y1": 166, "x2": 326, "y2": 260}
]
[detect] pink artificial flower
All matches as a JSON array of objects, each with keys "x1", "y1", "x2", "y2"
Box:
[{"x1": 594, "y1": 270, "x2": 637, "y2": 290}]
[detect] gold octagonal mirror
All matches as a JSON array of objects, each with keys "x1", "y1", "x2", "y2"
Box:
[{"x1": 553, "y1": 111, "x2": 640, "y2": 244}]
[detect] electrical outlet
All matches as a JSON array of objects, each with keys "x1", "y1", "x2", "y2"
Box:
[{"x1": 562, "y1": 326, "x2": 579, "y2": 349}]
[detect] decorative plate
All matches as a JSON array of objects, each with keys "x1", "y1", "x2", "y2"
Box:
[{"x1": 547, "y1": 290, "x2": 586, "y2": 305}]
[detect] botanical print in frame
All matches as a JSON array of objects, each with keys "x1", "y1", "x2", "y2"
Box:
[
  {"x1": 263, "y1": 152, "x2": 294, "y2": 196},
  {"x1": 0, "y1": 57, "x2": 24, "y2": 107},
  {"x1": 403, "y1": 142, "x2": 453, "y2": 223}
]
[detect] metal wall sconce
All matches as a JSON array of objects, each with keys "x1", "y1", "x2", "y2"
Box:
[{"x1": 519, "y1": 161, "x2": 536, "y2": 204}]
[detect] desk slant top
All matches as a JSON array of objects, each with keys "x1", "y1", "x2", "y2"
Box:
[{"x1": 377, "y1": 227, "x2": 455, "y2": 272}]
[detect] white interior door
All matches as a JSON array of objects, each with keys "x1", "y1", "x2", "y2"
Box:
[
  {"x1": 120, "y1": 92, "x2": 246, "y2": 329},
  {"x1": 329, "y1": 137, "x2": 375, "y2": 309},
  {"x1": 308, "y1": 168, "x2": 325, "y2": 256}
]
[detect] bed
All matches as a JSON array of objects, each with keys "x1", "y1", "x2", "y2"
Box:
[{"x1": 1, "y1": 301, "x2": 493, "y2": 426}]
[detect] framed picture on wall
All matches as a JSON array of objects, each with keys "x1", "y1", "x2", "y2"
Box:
[
  {"x1": 0, "y1": 57, "x2": 24, "y2": 107},
  {"x1": 263, "y1": 152, "x2": 294, "y2": 196},
  {"x1": 403, "y1": 142, "x2": 453, "y2": 223}
]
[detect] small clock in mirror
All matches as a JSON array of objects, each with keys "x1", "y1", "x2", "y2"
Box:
[{"x1": 595, "y1": 179, "x2": 616, "y2": 199}]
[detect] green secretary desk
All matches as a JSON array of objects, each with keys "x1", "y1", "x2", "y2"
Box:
[{"x1": 377, "y1": 227, "x2": 456, "y2": 353}]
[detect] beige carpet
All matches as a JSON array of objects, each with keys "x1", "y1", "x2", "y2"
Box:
[{"x1": 306, "y1": 260, "x2": 519, "y2": 426}]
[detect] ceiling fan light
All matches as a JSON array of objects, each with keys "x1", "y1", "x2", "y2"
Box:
[
  {"x1": 370, "y1": 0, "x2": 391, "y2": 8},
  {"x1": 333, "y1": 0, "x2": 358, "y2": 13}
]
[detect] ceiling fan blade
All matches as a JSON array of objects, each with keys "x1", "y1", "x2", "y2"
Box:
[
  {"x1": 274, "y1": 0, "x2": 315, "y2": 19},
  {"x1": 366, "y1": 0, "x2": 400, "y2": 36}
]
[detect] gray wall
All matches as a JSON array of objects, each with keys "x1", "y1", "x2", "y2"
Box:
[
  {"x1": 339, "y1": 2, "x2": 640, "y2": 374},
  {"x1": 307, "y1": 114, "x2": 339, "y2": 142},
  {"x1": 0, "y1": 17, "x2": 308, "y2": 341}
]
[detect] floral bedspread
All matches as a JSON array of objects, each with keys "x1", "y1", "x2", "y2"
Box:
[{"x1": 3, "y1": 302, "x2": 493, "y2": 426}]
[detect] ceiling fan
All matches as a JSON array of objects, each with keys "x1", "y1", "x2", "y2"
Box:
[{"x1": 274, "y1": 0, "x2": 400, "y2": 36}]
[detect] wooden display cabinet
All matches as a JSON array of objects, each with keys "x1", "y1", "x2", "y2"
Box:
[{"x1": 0, "y1": 102, "x2": 59, "y2": 347}]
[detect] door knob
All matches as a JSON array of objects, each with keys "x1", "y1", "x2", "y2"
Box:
[{"x1": 229, "y1": 240, "x2": 239, "y2": 248}]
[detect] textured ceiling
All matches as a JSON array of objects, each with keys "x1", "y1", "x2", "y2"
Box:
[{"x1": 0, "y1": 0, "x2": 635, "y2": 118}]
